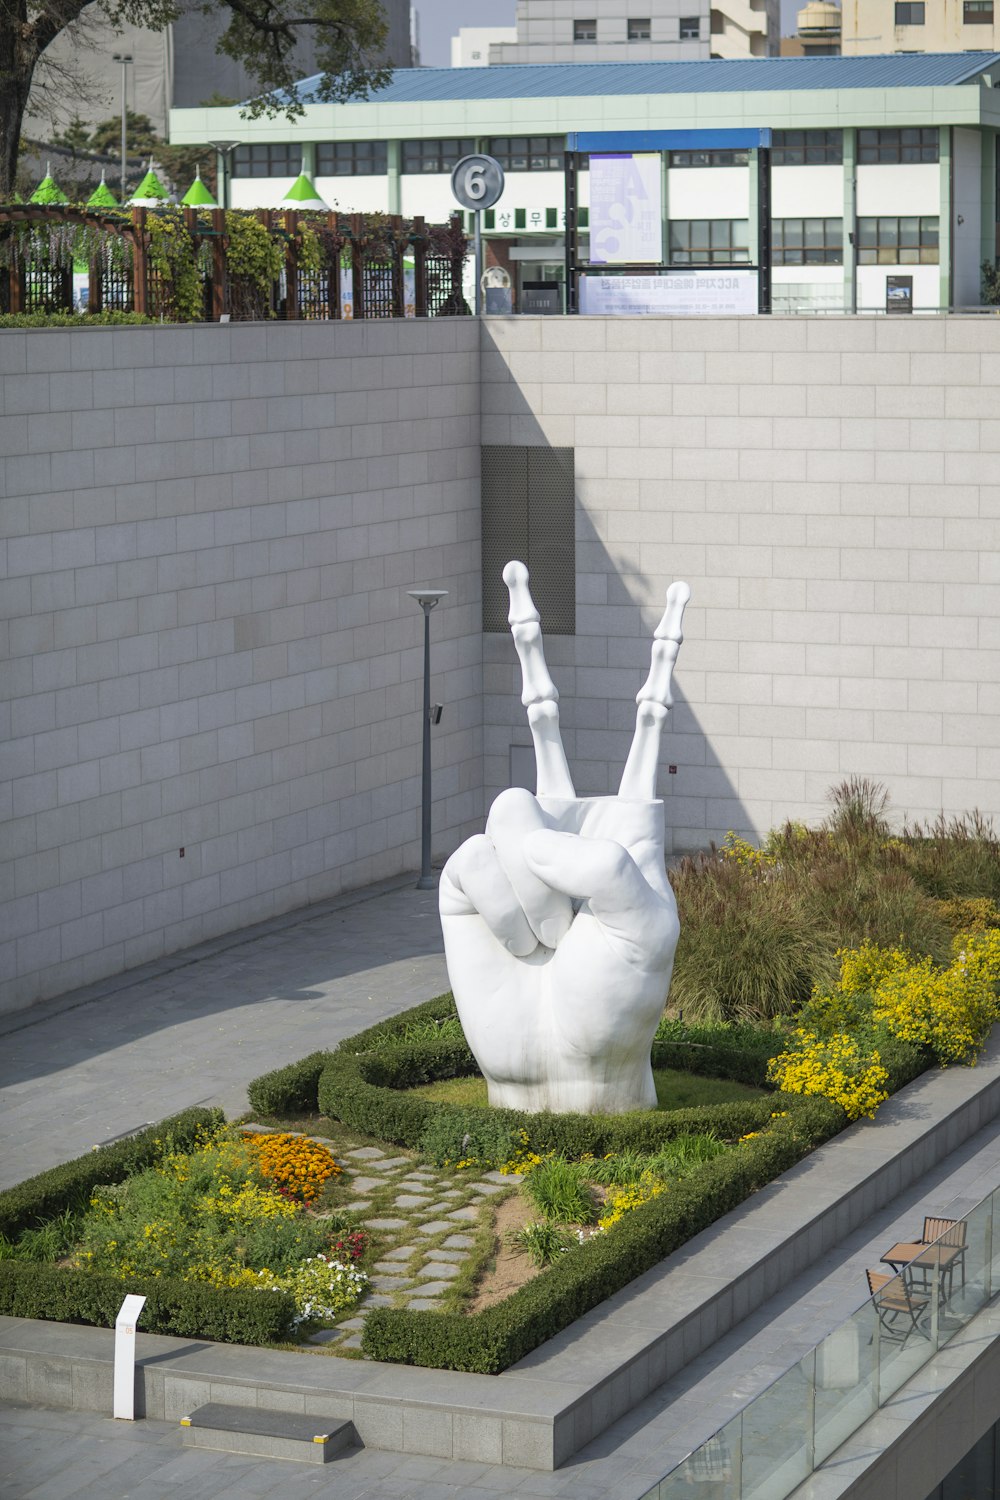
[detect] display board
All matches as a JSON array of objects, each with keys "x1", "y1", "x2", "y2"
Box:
[
  {"x1": 588, "y1": 153, "x2": 663, "y2": 266},
  {"x1": 579, "y1": 271, "x2": 759, "y2": 316}
]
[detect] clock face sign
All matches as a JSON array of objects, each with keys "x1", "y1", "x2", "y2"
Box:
[{"x1": 451, "y1": 154, "x2": 505, "y2": 212}]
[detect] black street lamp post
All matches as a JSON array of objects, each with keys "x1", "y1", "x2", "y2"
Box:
[{"x1": 407, "y1": 588, "x2": 447, "y2": 890}]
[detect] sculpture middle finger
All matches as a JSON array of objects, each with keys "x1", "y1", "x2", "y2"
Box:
[{"x1": 485, "y1": 787, "x2": 574, "y2": 950}]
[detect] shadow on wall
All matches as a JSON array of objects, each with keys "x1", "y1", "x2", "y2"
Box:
[{"x1": 478, "y1": 369, "x2": 752, "y2": 853}]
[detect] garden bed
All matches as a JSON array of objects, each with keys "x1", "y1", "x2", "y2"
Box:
[{"x1": 3, "y1": 783, "x2": 998, "y2": 1377}]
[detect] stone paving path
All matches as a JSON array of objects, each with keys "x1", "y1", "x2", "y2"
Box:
[{"x1": 243, "y1": 1126, "x2": 511, "y2": 1346}]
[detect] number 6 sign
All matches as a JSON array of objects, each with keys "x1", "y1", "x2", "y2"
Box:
[{"x1": 451, "y1": 154, "x2": 505, "y2": 212}]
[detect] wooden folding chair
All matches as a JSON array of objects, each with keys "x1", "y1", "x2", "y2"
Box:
[
  {"x1": 867, "y1": 1269, "x2": 930, "y2": 1343},
  {"x1": 922, "y1": 1217, "x2": 967, "y2": 1295}
]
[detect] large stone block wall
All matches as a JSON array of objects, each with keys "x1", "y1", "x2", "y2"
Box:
[
  {"x1": 0, "y1": 320, "x2": 482, "y2": 1013},
  {"x1": 480, "y1": 316, "x2": 1000, "y2": 851}
]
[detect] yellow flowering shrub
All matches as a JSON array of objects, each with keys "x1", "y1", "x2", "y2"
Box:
[
  {"x1": 767, "y1": 1030, "x2": 889, "y2": 1121},
  {"x1": 598, "y1": 1174, "x2": 665, "y2": 1230},
  {"x1": 242, "y1": 1133, "x2": 342, "y2": 1203},
  {"x1": 837, "y1": 941, "x2": 911, "y2": 996},
  {"x1": 870, "y1": 929, "x2": 1000, "y2": 1065},
  {"x1": 498, "y1": 1128, "x2": 548, "y2": 1176},
  {"x1": 936, "y1": 897, "x2": 1000, "y2": 935}
]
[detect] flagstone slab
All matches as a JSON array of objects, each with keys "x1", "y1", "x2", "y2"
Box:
[
  {"x1": 365, "y1": 1217, "x2": 408, "y2": 1231},
  {"x1": 417, "y1": 1219, "x2": 454, "y2": 1235},
  {"x1": 419, "y1": 1262, "x2": 461, "y2": 1280}
]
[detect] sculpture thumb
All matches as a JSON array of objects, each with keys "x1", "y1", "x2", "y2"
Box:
[{"x1": 522, "y1": 828, "x2": 660, "y2": 957}]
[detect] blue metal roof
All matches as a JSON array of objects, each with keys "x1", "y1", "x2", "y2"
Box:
[{"x1": 293, "y1": 53, "x2": 1000, "y2": 105}]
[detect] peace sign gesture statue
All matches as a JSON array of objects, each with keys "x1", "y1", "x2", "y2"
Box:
[{"x1": 440, "y1": 562, "x2": 691, "y2": 1115}]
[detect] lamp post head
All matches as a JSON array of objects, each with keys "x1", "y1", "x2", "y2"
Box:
[
  {"x1": 209, "y1": 140, "x2": 243, "y2": 154},
  {"x1": 113, "y1": 52, "x2": 133, "y2": 63},
  {"x1": 407, "y1": 589, "x2": 448, "y2": 611}
]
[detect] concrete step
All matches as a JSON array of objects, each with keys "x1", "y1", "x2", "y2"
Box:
[{"x1": 179, "y1": 1402, "x2": 354, "y2": 1464}]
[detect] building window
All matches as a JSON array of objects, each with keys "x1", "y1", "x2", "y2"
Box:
[
  {"x1": 857, "y1": 216, "x2": 939, "y2": 264},
  {"x1": 669, "y1": 219, "x2": 750, "y2": 264},
  {"x1": 482, "y1": 447, "x2": 575, "y2": 636},
  {"x1": 401, "y1": 138, "x2": 473, "y2": 174},
  {"x1": 315, "y1": 140, "x2": 387, "y2": 176},
  {"x1": 490, "y1": 136, "x2": 565, "y2": 171},
  {"x1": 680, "y1": 16, "x2": 701, "y2": 37},
  {"x1": 772, "y1": 218, "x2": 843, "y2": 264},
  {"x1": 771, "y1": 129, "x2": 843, "y2": 165},
  {"x1": 964, "y1": 0, "x2": 994, "y2": 19},
  {"x1": 669, "y1": 148, "x2": 749, "y2": 167},
  {"x1": 232, "y1": 144, "x2": 301, "y2": 178},
  {"x1": 574, "y1": 18, "x2": 597, "y2": 41},
  {"x1": 894, "y1": 1, "x2": 925, "y2": 20},
  {"x1": 627, "y1": 17, "x2": 651, "y2": 39},
  {"x1": 857, "y1": 127, "x2": 939, "y2": 163}
]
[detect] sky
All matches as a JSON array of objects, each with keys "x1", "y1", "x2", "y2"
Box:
[{"x1": 413, "y1": 1, "x2": 806, "y2": 66}]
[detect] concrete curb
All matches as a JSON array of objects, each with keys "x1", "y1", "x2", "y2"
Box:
[{"x1": 4, "y1": 1033, "x2": 1000, "y2": 1472}]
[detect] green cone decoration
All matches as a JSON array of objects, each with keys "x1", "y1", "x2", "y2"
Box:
[
  {"x1": 30, "y1": 163, "x2": 68, "y2": 204},
  {"x1": 129, "y1": 163, "x2": 170, "y2": 206},
  {"x1": 282, "y1": 172, "x2": 329, "y2": 211},
  {"x1": 181, "y1": 168, "x2": 217, "y2": 207},
  {"x1": 87, "y1": 171, "x2": 118, "y2": 208}
]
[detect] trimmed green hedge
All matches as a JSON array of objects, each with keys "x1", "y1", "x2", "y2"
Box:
[
  {"x1": 0, "y1": 1262, "x2": 295, "y2": 1344},
  {"x1": 361, "y1": 1099, "x2": 842, "y2": 1372},
  {"x1": 0, "y1": 311, "x2": 156, "y2": 328},
  {"x1": 0, "y1": 1107, "x2": 221, "y2": 1241},
  {"x1": 0, "y1": 1105, "x2": 297, "y2": 1343},
  {"x1": 243, "y1": 997, "x2": 848, "y2": 1371}
]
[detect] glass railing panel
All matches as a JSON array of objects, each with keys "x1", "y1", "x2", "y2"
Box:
[
  {"x1": 653, "y1": 1411, "x2": 743, "y2": 1500},
  {"x1": 935, "y1": 1196, "x2": 994, "y2": 1346},
  {"x1": 813, "y1": 1299, "x2": 879, "y2": 1465},
  {"x1": 741, "y1": 1354, "x2": 813, "y2": 1500},
  {"x1": 871, "y1": 1267, "x2": 937, "y2": 1403}
]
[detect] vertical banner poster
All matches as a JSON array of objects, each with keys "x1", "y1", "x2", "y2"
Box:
[{"x1": 589, "y1": 153, "x2": 662, "y2": 266}]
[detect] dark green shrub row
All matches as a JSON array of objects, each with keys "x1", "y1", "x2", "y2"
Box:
[
  {"x1": 244, "y1": 994, "x2": 461, "y2": 1117},
  {"x1": 245, "y1": 1050, "x2": 334, "y2": 1117},
  {"x1": 0, "y1": 311, "x2": 156, "y2": 328},
  {"x1": 0, "y1": 1107, "x2": 222, "y2": 1241},
  {"x1": 315, "y1": 1038, "x2": 778, "y2": 1166},
  {"x1": 0, "y1": 1261, "x2": 295, "y2": 1343},
  {"x1": 361, "y1": 1099, "x2": 843, "y2": 1373},
  {"x1": 652, "y1": 1020, "x2": 777, "y2": 1087}
]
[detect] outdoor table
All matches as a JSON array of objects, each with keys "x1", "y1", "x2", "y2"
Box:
[{"x1": 880, "y1": 1242, "x2": 962, "y2": 1300}]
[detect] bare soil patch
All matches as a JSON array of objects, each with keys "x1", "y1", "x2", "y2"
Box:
[{"x1": 467, "y1": 1191, "x2": 540, "y2": 1312}]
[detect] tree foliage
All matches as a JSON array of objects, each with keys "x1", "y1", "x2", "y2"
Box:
[{"x1": 0, "y1": 1, "x2": 391, "y2": 197}]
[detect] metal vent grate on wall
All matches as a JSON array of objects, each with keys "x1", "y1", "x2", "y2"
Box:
[{"x1": 481, "y1": 445, "x2": 575, "y2": 635}]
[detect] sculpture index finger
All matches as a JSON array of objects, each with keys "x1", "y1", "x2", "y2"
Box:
[
  {"x1": 503, "y1": 560, "x2": 575, "y2": 799},
  {"x1": 618, "y1": 581, "x2": 691, "y2": 802}
]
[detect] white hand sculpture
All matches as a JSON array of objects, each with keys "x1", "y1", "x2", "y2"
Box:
[{"x1": 440, "y1": 561, "x2": 691, "y2": 1115}]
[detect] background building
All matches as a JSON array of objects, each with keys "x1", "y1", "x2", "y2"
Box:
[
  {"x1": 781, "y1": 0, "x2": 843, "y2": 55},
  {"x1": 451, "y1": 27, "x2": 519, "y2": 66},
  {"x1": 483, "y1": 0, "x2": 778, "y2": 62},
  {"x1": 842, "y1": 0, "x2": 1000, "y2": 54},
  {"x1": 170, "y1": 54, "x2": 1000, "y2": 313}
]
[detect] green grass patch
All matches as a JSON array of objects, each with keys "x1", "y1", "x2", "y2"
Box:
[{"x1": 410, "y1": 1068, "x2": 764, "y2": 1111}]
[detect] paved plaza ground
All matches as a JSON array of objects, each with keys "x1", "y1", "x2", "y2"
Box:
[{"x1": 3, "y1": 874, "x2": 1000, "y2": 1499}]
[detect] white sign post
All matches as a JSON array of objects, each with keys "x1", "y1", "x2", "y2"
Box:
[
  {"x1": 451, "y1": 154, "x2": 505, "y2": 316},
  {"x1": 113, "y1": 1294, "x2": 146, "y2": 1420}
]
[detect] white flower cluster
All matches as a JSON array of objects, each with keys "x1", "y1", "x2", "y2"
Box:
[{"x1": 255, "y1": 1251, "x2": 369, "y2": 1328}]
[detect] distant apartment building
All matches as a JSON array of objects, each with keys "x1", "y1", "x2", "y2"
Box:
[
  {"x1": 842, "y1": 0, "x2": 1000, "y2": 53},
  {"x1": 484, "y1": 0, "x2": 778, "y2": 63},
  {"x1": 451, "y1": 27, "x2": 519, "y2": 67}
]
